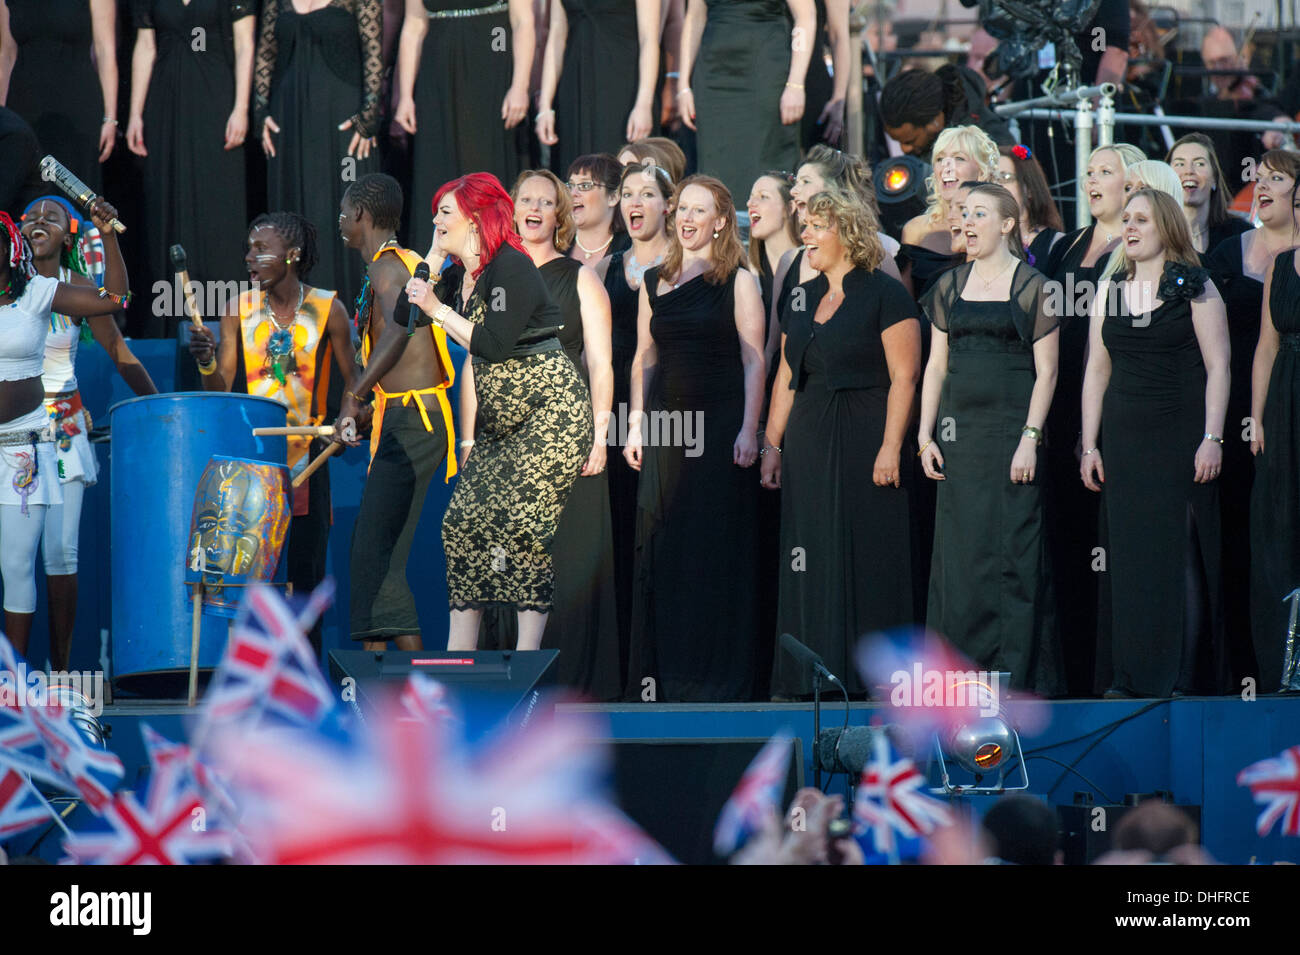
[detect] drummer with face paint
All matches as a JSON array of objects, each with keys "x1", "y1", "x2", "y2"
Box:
[{"x1": 187, "y1": 211, "x2": 358, "y2": 653}]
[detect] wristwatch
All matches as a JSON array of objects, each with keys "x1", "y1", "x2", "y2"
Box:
[{"x1": 433, "y1": 303, "x2": 453, "y2": 328}]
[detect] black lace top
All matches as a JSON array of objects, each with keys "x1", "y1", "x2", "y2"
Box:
[{"x1": 253, "y1": 0, "x2": 382, "y2": 138}]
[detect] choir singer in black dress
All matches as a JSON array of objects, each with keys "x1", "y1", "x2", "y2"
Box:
[{"x1": 761, "y1": 187, "x2": 921, "y2": 698}]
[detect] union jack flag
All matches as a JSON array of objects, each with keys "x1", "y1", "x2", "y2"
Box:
[
  {"x1": 27, "y1": 703, "x2": 123, "y2": 813},
  {"x1": 712, "y1": 732, "x2": 794, "y2": 857},
  {"x1": 63, "y1": 761, "x2": 234, "y2": 865},
  {"x1": 853, "y1": 731, "x2": 951, "y2": 860},
  {"x1": 1237, "y1": 745, "x2": 1300, "y2": 837},
  {"x1": 209, "y1": 697, "x2": 667, "y2": 865},
  {"x1": 400, "y1": 673, "x2": 455, "y2": 726},
  {"x1": 0, "y1": 767, "x2": 52, "y2": 839},
  {"x1": 141, "y1": 723, "x2": 237, "y2": 822},
  {"x1": 195, "y1": 582, "x2": 336, "y2": 735}
]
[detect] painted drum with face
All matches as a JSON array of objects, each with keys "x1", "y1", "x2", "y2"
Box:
[{"x1": 185, "y1": 456, "x2": 291, "y2": 616}]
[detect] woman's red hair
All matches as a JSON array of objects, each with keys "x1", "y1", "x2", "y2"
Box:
[{"x1": 432, "y1": 173, "x2": 529, "y2": 278}]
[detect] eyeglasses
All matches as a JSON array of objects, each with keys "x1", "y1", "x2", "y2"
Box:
[
  {"x1": 567, "y1": 181, "x2": 603, "y2": 193},
  {"x1": 995, "y1": 172, "x2": 1018, "y2": 184}
]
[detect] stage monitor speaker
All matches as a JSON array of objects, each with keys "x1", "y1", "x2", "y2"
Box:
[
  {"x1": 607, "y1": 737, "x2": 805, "y2": 865},
  {"x1": 1056, "y1": 799, "x2": 1202, "y2": 865},
  {"x1": 328, "y1": 650, "x2": 560, "y2": 740}
]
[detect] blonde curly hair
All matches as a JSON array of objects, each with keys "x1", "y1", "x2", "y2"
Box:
[{"x1": 806, "y1": 188, "x2": 885, "y2": 272}]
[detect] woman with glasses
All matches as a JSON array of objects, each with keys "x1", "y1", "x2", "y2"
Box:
[
  {"x1": 624, "y1": 175, "x2": 767, "y2": 701},
  {"x1": 475, "y1": 169, "x2": 620, "y2": 696},
  {"x1": 566, "y1": 153, "x2": 631, "y2": 264},
  {"x1": 596, "y1": 160, "x2": 675, "y2": 672},
  {"x1": 396, "y1": 0, "x2": 534, "y2": 257},
  {"x1": 997, "y1": 145, "x2": 1064, "y2": 268}
]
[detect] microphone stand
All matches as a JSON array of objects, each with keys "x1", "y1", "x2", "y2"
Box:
[{"x1": 814, "y1": 667, "x2": 823, "y2": 791}]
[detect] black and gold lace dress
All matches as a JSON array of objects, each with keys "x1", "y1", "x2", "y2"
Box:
[{"x1": 441, "y1": 246, "x2": 593, "y2": 612}]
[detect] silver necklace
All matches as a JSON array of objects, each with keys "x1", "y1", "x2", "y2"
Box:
[
  {"x1": 574, "y1": 233, "x2": 614, "y2": 260},
  {"x1": 626, "y1": 249, "x2": 664, "y2": 289},
  {"x1": 264, "y1": 282, "x2": 305, "y2": 329}
]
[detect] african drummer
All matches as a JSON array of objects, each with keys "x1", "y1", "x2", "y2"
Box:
[{"x1": 188, "y1": 212, "x2": 359, "y2": 652}]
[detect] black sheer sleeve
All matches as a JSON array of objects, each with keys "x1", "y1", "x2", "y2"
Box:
[
  {"x1": 1011, "y1": 265, "x2": 1059, "y2": 343},
  {"x1": 253, "y1": 0, "x2": 280, "y2": 130},
  {"x1": 350, "y1": 0, "x2": 384, "y2": 138},
  {"x1": 920, "y1": 263, "x2": 966, "y2": 333},
  {"x1": 132, "y1": 0, "x2": 154, "y2": 29}
]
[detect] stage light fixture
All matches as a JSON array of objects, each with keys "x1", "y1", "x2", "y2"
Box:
[
  {"x1": 874, "y1": 155, "x2": 929, "y2": 240},
  {"x1": 932, "y1": 675, "x2": 1029, "y2": 795}
]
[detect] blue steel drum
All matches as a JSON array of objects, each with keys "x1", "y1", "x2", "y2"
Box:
[{"x1": 110, "y1": 393, "x2": 289, "y2": 693}]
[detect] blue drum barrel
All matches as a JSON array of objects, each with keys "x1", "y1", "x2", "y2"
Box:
[{"x1": 109, "y1": 393, "x2": 289, "y2": 694}]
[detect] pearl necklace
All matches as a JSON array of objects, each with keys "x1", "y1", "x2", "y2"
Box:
[{"x1": 574, "y1": 233, "x2": 614, "y2": 260}]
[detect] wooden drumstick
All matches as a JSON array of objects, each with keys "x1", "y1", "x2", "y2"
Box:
[
  {"x1": 252, "y1": 425, "x2": 335, "y2": 437},
  {"x1": 292, "y1": 442, "x2": 342, "y2": 488},
  {"x1": 169, "y1": 244, "x2": 204, "y2": 330}
]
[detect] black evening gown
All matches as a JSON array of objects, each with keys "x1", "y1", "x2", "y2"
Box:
[
  {"x1": 693, "y1": 0, "x2": 800, "y2": 205},
  {"x1": 1206, "y1": 233, "x2": 1266, "y2": 684},
  {"x1": 771, "y1": 269, "x2": 918, "y2": 697},
  {"x1": 254, "y1": 0, "x2": 381, "y2": 308},
  {"x1": 408, "y1": 0, "x2": 528, "y2": 256},
  {"x1": 480, "y1": 257, "x2": 621, "y2": 700},
  {"x1": 1044, "y1": 226, "x2": 1107, "y2": 695},
  {"x1": 922, "y1": 263, "x2": 1061, "y2": 694},
  {"x1": 552, "y1": 0, "x2": 644, "y2": 174},
  {"x1": 603, "y1": 249, "x2": 640, "y2": 678},
  {"x1": 135, "y1": 0, "x2": 252, "y2": 306},
  {"x1": 627, "y1": 267, "x2": 759, "y2": 701},
  {"x1": 898, "y1": 243, "x2": 966, "y2": 301},
  {"x1": 5, "y1": 0, "x2": 102, "y2": 192},
  {"x1": 1251, "y1": 249, "x2": 1300, "y2": 691},
  {"x1": 1099, "y1": 265, "x2": 1226, "y2": 697}
]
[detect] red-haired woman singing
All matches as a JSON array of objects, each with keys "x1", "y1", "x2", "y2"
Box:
[{"x1": 406, "y1": 173, "x2": 593, "y2": 652}]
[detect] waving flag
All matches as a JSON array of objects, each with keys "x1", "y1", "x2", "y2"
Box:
[
  {"x1": 853, "y1": 731, "x2": 951, "y2": 861},
  {"x1": 141, "y1": 723, "x2": 237, "y2": 822},
  {"x1": 713, "y1": 732, "x2": 794, "y2": 857},
  {"x1": 0, "y1": 768, "x2": 53, "y2": 839},
  {"x1": 195, "y1": 582, "x2": 337, "y2": 734},
  {"x1": 27, "y1": 704, "x2": 123, "y2": 813},
  {"x1": 209, "y1": 697, "x2": 665, "y2": 865},
  {"x1": 401, "y1": 673, "x2": 455, "y2": 726},
  {"x1": 1238, "y1": 745, "x2": 1300, "y2": 837},
  {"x1": 63, "y1": 761, "x2": 233, "y2": 865}
]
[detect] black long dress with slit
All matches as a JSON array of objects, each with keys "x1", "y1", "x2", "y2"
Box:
[
  {"x1": 1099, "y1": 264, "x2": 1226, "y2": 697},
  {"x1": 480, "y1": 257, "x2": 621, "y2": 700},
  {"x1": 552, "y1": 0, "x2": 645, "y2": 174},
  {"x1": 1251, "y1": 249, "x2": 1300, "y2": 691},
  {"x1": 408, "y1": 0, "x2": 528, "y2": 256},
  {"x1": 1206, "y1": 232, "x2": 1268, "y2": 683},
  {"x1": 771, "y1": 268, "x2": 918, "y2": 698},
  {"x1": 134, "y1": 0, "x2": 252, "y2": 303},
  {"x1": 626, "y1": 267, "x2": 759, "y2": 702},
  {"x1": 603, "y1": 249, "x2": 640, "y2": 677},
  {"x1": 921, "y1": 262, "x2": 1061, "y2": 694},
  {"x1": 5, "y1": 0, "x2": 102, "y2": 192},
  {"x1": 254, "y1": 0, "x2": 381, "y2": 308}
]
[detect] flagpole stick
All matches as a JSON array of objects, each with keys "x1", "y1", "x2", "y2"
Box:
[
  {"x1": 292, "y1": 442, "x2": 341, "y2": 489},
  {"x1": 28, "y1": 781, "x2": 74, "y2": 839},
  {"x1": 188, "y1": 582, "x2": 203, "y2": 707}
]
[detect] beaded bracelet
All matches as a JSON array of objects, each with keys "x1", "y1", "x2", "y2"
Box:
[{"x1": 97, "y1": 287, "x2": 131, "y2": 308}]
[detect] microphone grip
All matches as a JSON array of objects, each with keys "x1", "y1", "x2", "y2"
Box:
[{"x1": 406, "y1": 261, "x2": 432, "y2": 335}]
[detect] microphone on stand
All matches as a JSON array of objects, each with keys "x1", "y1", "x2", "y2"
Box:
[
  {"x1": 779, "y1": 633, "x2": 847, "y2": 790},
  {"x1": 39, "y1": 156, "x2": 126, "y2": 234},
  {"x1": 405, "y1": 261, "x2": 432, "y2": 336},
  {"x1": 779, "y1": 633, "x2": 843, "y2": 688}
]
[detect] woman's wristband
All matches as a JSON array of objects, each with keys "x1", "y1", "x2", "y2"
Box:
[
  {"x1": 1082, "y1": 447, "x2": 1099, "y2": 457},
  {"x1": 917, "y1": 439, "x2": 933, "y2": 457},
  {"x1": 1203, "y1": 433, "x2": 1223, "y2": 445},
  {"x1": 458, "y1": 439, "x2": 475, "y2": 449},
  {"x1": 1021, "y1": 425, "x2": 1043, "y2": 443}
]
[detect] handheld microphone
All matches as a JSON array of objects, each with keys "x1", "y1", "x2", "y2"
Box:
[
  {"x1": 405, "y1": 260, "x2": 431, "y2": 336},
  {"x1": 169, "y1": 244, "x2": 204, "y2": 329},
  {"x1": 39, "y1": 156, "x2": 126, "y2": 234},
  {"x1": 779, "y1": 633, "x2": 842, "y2": 686}
]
